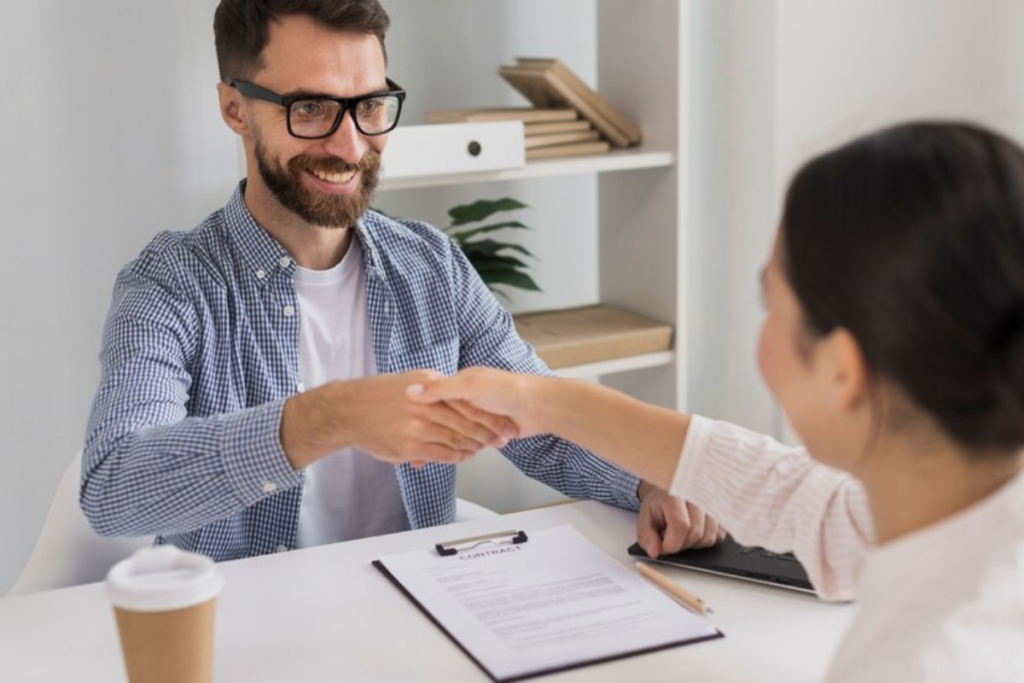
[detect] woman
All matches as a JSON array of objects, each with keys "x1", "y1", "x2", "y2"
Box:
[{"x1": 408, "y1": 122, "x2": 1024, "y2": 681}]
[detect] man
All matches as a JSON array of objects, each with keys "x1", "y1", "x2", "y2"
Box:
[{"x1": 82, "y1": 0, "x2": 722, "y2": 561}]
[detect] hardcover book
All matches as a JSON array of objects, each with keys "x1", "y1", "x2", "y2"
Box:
[
  {"x1": 525, "y1": 140, "x2": 611, "y2": 160},
  {"x1": 513, "y1": 57, "x2": 642, "y2": 143},
  {"x1": 425, "y1": 107, "x2": 578, "y2": 124},
  {"x1": 524, "y1": 129, "x2": 601, "y2": 149},
  {"x1": 498, "y1": 58, "x2": 640, "y2": 147},
  {"x1": 523, "y1": 119, "x2": 593, "y2": 136},
  {"x1": 514, "y1": 305, "x2": 672, "y2": 368}
]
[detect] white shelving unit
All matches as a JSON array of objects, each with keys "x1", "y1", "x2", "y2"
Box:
[
  {"x1": 554, "y1": 351, "x2": 676, "y2": 380},
  {"x1": 379, "y1": 150, "x2": 674, "y2": 191},
  {"x1": 379, "y1": 0, "x2": 689, "y2": 511}
]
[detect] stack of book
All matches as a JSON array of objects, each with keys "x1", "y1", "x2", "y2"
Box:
[{"x1": 425, "y1": 57, "x2": 641, "y2": 161}]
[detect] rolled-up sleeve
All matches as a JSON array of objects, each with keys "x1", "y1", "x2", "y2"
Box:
[{"x1": 670, "y1": 416, "x2": 874, "y2": 601}]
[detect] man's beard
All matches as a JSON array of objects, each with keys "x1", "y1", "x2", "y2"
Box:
[{"x1": 254, "y1": 136, "x2": 381, "y2": 229}]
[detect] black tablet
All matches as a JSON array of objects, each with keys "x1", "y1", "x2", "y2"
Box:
[{"x1": 628, "y1": 536, "x2": 816, "y2": 594}]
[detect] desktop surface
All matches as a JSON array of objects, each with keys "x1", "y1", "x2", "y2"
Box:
[{"x1": 0, "y1": 501, "x2": 856, "y2": 682}]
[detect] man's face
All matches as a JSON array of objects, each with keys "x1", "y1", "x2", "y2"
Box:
[
  {"x1": 244, "y1": 15, "x2": 389, "y2": 229},
  {"x1": 252, "y1": 125, "x2": 380, "y2": 229}
]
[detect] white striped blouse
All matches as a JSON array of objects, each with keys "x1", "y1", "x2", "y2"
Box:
[{"x1": 671, "y1": 415, "x2": 1024, "y2": 682}]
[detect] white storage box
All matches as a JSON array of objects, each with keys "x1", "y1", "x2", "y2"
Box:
[{"x1": 379, "y1": 121, "x2": 525, "y2": 181}]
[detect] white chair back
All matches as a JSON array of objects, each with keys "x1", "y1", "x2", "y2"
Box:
[
  {"x1": 7, "y1": 452, "x2": 496, "y2": 597},
  {"x1": 7, "y1": 451, "x2": 153, "y2": 597}
]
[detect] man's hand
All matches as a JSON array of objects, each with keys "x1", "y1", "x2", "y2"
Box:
[
  {"x1": 407, "y1": 367, "x2": 546, "y2": 437},
  {"x1": 637, "y1": 481, "x2": 727, "y2": 558},
  {"x1": 281, "y1": 370, "x2": 519, "y2": 469}
]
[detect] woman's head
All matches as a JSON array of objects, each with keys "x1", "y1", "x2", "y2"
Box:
[{"x1": 759, "y1": 122, "x2": 1024, "y2": 466}]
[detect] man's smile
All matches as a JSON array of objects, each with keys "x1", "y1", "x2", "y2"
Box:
[
  {"x1": 309, "y1": 168, "x2": 357, "y2": 185},
  {"x1": 306, "y1": 166, "x2": 360, "y2": 193}
]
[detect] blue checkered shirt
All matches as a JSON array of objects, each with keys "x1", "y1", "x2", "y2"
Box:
[{"x1": 81, "y1": 183, "x2": 641, "y2": 561}]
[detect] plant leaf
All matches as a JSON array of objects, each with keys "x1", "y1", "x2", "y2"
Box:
[
  {"x1": 476, "y1": 267, "x2": 542, "y2": 292},
  {"x1": 448, "y1": 198, "x2": 529, "y2": 226},
  {"x1": 460, "y1": 239, "x2": 535, "y2": 259},
  {"x1": 470, "y1": 254, "x2": 530, "y2": 270},
  {"x1": 449, "y1": 221, "x2": 530, "y2": 242}
]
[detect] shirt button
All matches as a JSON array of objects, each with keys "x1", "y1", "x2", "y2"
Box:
[
  {"x1": 262, "y1": 481, "x2": 278, "y2": 493},
  {"x1": 279, "y1": 256, "x2": 291, "y2": 268},
  {"x1": 283, "y1": 305, "x2": 295, "y2": 317},
  {"x1": 296, "y1": 382, "x2": 306, "y2": 393},
  {"x1": 276, "y1": 545, "x2": 289, "y2": 553},
  {"x1": 255, "y1": 269, "x2": 266, "y2": 280}
]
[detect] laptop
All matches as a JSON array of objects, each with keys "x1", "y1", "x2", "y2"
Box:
[{"x1": 628, "y1": 536, "x2": 816, "y2": 595}]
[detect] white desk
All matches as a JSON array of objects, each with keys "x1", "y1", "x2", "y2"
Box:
[{"x1": 0, "y1": 501, "x2": 855, "y2": 682}]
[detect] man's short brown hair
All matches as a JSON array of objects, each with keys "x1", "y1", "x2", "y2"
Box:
[{"x1": 213, "y1": 0, "x2": 390, "y2": 82}]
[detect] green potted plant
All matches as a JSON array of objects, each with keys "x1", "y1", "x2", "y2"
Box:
[{"x1": 443, "y1": 198, "x2": 540, "y2": 300}]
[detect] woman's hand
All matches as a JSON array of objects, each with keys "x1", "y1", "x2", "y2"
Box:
[
  {"x1": 637, "y1": 482, "x2": 727, "y2": 558},
  {"x1": 406, "y1": 367, "x2": 549, "y2": 438}
]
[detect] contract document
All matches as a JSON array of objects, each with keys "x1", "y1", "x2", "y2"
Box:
[{"x1": 373, "y1": 524, "x2": 722, "y2": 682}]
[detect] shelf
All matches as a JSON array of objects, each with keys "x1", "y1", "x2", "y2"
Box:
[
  {"x1": 554, "y1": 350, "x2": 675, "y2": 379},
  {"x1": 378, "y1": 148, "x2": 674, "y2": 191},
  {"x1": 514, "y1": 304, "x2": 673, "y2": 378}
]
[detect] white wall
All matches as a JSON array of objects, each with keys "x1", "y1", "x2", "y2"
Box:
[
  {"x1": 0, "y1": 0, "x2": 237, "y2": 594},
  {"x1": 775, "y1": 0, "x2": 1024, "y2": 184},
  {"x1": 686, "y1": 0, "x2": 780, "y2": 434}
]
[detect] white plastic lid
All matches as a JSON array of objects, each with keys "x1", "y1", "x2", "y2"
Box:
[{"x1": 106, "y1": 546, "x2": 224, "y2": 612}]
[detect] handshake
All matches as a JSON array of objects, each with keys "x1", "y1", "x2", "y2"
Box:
[
  {"x1": 280, "y1": 366, "x2": 728, "y2": 555},
  {"x1": 280, "y1": 367, "x2": 547, "y2": 471},
  {"x1": 403, "y1": 367, "x2": 543, "y2": 467}
]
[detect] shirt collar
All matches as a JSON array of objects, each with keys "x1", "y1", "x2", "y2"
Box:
[{"x1": 223, "y1": 180, "x2": 384, "y2": 279}]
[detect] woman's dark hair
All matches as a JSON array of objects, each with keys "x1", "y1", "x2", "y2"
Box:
[
  {"x1": 213, "y1": 0, "x2": 390, "y2": 82},
  {"x1": 781, "y1": 122, "x2": 1024, "y2": 450}
]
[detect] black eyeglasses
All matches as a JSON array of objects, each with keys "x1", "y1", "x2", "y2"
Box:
[{"x1": 229, "y1": 78, "x2": 406, "y2": 139}]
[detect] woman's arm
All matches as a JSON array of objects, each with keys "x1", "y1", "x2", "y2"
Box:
[
  {"x1": 410, "y1": 367, "x2": 688, "y2": 489},
  {"x1": 410, "y1": 367, "x2": 874, "y2": 600}
]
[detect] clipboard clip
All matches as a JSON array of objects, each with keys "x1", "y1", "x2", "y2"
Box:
[{"x1": 435, "y1": 529, "x2": 529, "y2": 556}]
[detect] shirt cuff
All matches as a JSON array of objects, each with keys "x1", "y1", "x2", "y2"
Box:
[
  {"x1": 219, "y1": 399, "x2": 302, "y2": 506},
  {"x1": 615, "y1": 470, "x2": 643, "y2": 512}
]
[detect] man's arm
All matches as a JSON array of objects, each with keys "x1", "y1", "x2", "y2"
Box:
[
  {"x1": 83, "y1": 256, "x2": 512, "y2": 538},
  {"x1": 279, "y1": 372, "x2": 513, "y2": 468},
  {"x1": 81, "y1": 263, "x2": 301, "y2": 537}
]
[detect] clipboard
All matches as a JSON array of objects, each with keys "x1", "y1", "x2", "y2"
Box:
[
  {"x1": 373, "y1": 530, "x2": 529, "y2": 681},
  {"x1": 373, "y1": 525, "x2": 723, "y2": 682}
]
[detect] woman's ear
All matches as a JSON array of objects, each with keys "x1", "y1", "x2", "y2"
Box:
[
  {"x1": 821, "y1": 328, "x2": 869, "y2": 412},
  {"x1": 216, "y1": 82, "x2": 250, "y2": 137}
]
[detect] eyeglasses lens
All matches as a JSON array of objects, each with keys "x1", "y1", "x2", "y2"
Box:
[{"x1": 288, "y1": 95, "x2": 401, "y2": 138}]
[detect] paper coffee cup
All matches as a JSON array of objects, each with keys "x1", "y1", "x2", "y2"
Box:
[{"x1": 106, "y1": 546, "x2": 224, "y2": 683}]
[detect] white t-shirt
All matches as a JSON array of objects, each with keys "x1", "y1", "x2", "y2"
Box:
[{"x1": 293, "y1": 237, "x2": 410, "y2": 548}]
